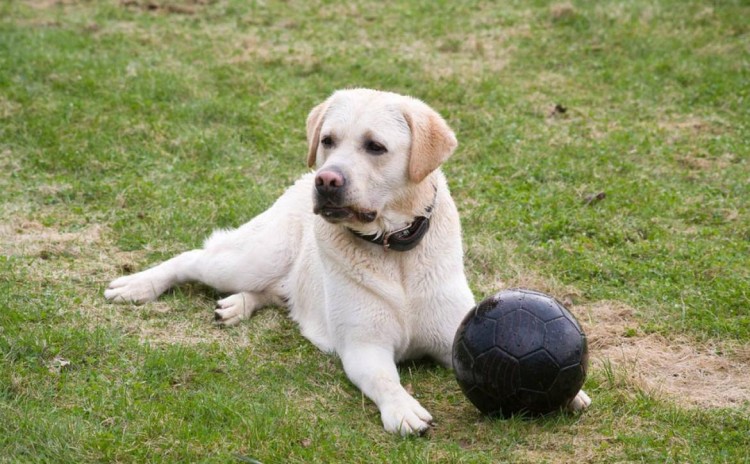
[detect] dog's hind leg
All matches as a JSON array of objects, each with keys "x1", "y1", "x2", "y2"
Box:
[
  {"x1": 106, "y1": 212, "x2": 297, "y2": 307},
  {"x1": 105, "y1": 249, "x2": 205, "y2": 304},
  {"x1": 106, "y1": 177, "x2": 311, "y2": 314}
]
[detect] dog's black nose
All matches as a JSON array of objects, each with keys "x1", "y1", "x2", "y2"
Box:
[{"x1": 315, "y1": 168, "x2": 346, "y2": 198}]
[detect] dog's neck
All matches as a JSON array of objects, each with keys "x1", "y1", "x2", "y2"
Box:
[{"x1": 347, "y1": 180, "x2": 438, "y2": 252}]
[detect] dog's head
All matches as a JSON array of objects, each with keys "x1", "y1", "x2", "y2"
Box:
[{"x1": 306, "y1": 89, "x2": 457, "y2": 226}]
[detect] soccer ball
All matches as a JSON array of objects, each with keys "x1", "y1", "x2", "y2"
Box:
[{"x1": 452, "y1": 288, "x2": 588, "y2": 418}]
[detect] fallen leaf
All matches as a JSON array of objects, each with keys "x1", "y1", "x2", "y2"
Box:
[
  {"x1": 583, "y1": 192, "x2": 606, "y2": 205},
  {"x1": 48, "y1": 356, "x2": 71, "y2": 373},
  {"x1": 549, "y1": 103, "x2": 568, "y2": 117}
]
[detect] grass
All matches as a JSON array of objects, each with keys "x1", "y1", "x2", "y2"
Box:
[{"x1": 1, "y1": 0, "x2": 749, "y2": 462}]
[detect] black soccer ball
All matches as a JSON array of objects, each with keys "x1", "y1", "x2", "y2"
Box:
[{"x1": 452, "y1": 288, "x2": 588, "y2": 418}]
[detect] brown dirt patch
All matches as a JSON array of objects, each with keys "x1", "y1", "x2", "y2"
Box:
[
  {"x1": 579, "y1": 301, "x2": 750, "y2": 409},
  {"x1": 0, "y1": 220, "x2": 105, "y2": 258},
  {"x1": 23, "y1": 0, "x2": 73, "y2": 9},
  {"x1": 118, "y1": 305, "x2": 281, "y2": 349},
  {"x1": 229, "y1": 33, "x2": 319, "y2": 71},
  {"x1": 675, "y1": 152, "x2": 736, "y2": 171},
  {"x1": 550, "y1": 2, "x2": 576, "y2": 21},
  {"x1": 0, "y1": 213, "x2": 279, "y2": 353},
  {"x1": 0, "y1": 97, "x2": 21, "y2": 119},
  {"x1": 658, "y1": 115, "x2": 729, "y2": 147},
  {"x1": 120, "y1": 0, "x2": 212, "y2": 15}
]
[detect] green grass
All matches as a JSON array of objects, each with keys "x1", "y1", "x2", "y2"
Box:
[{"x1": 1, "y1": 0, "x2": 749, "y2": 462}]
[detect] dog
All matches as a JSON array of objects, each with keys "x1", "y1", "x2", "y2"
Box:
[{"x1": 105, "y1": 89, "x2": 590, "y2": 434}]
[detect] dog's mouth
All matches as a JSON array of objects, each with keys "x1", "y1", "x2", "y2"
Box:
[{"x1": 314, "y1": 204, "x2": 377, "y2": 224}]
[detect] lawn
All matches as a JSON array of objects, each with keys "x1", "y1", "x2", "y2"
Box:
[{"x1": 1, "y1": 0, "x2": 749, "y2": 462}]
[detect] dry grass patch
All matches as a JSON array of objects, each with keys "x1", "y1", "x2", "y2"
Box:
[
  {"x1": 0, "y1": 96, "x2": 21, "y2": 119},
  {"x1": 119, "y1": 304, "x2": 284, "y2": 350},
  {"x1": 0, "y1": 220, "x2": 105, "y2": 259},
  {"x1": 397, "y1": 25, "x2": 529, "y2": 82},
  {"x1": 658, "y1": 114, "x2": 729, "y2": 142},
  {"x1": 0, "y1": 213, "x2": 268, "y2": 354},
  {"x1": 515, "y1": 430, "x2": 624, "y2": 464},
  {"x1": 550, "y1": 2, "x2": 577, "y2": 21},
  {"x1": 119, "y1": 0, "x2": 213, "y2": 16},
  {"x1": 582, "y1": 301, "x2": 750, "y2": 409},
  {"x1": 228, "y1": 32, "x2": 321, "y2": 72},
  {"x1": 675, "y1": 152, "x2": 737, "y2": 171},
  {"x1": 23, "y1": 0, "x2": 75, "y2": 9}
]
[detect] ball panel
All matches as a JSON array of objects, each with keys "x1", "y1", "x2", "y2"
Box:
[
  {"x1": 581, "y1": 336, "x2": 589, "y2": 374},
  {"x1": 452, "y1": 339, "x2": 476, "y2": 386},
  {"x1": 496, "y1": 309, "x2": 546, "y2": 358},
  {"x1": 460, "y1": 349, "x2": 520, "y2": 416},
  {"x1": 559, "y1": 305, "x2": 585, "y2": 333},
  {"x1": 473, "y1": 348, "x2": 519, "y2": 400},
  {"x1": 547, "y1": 364, "x2": 587, "y2": 408},
  {"x1": 516, "y1": 388, "x2": 553, "y2": 414},
  {"x1": 460, "y1": 384, "x2": 503, "y2": 417},
  {"x1": 544, "y1": 317, "x2": 586, "y2": 367},
  {"x1": 460, "y1": 314, "x2": 499, "y2": 357},
  {"x1": 518, "y1": 290, "x2": 563, "y2": 322},
  {"x1": 519, "y1": 349, "x2": 560, "y2": 392}
]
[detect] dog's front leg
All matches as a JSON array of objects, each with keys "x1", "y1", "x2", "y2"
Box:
[{"x1": 340, "y1": 345, "x2": 433, "y2": 435}]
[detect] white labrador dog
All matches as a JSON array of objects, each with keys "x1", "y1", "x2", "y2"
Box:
[{"x1": 105, "y1": 89, "x2": 590, "y2": 434}]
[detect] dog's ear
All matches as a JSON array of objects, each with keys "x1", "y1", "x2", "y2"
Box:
[
  {"x1": 402, "y1": 101, "x2": 458, "y2": 183},
  {"x1": 306, "y1": 99, "x2": 330, "y2": 168}
]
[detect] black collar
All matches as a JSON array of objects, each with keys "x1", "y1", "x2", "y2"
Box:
[
  {"x1": 348, "y1": 184, "x2": 437, "y2": 252},
  {"x1": 348, "y1": 215, "x2": 431, "y2": 252}
]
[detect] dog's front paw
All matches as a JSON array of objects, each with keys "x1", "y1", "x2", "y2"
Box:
[
  {"x1": 567, "y1": 389, "x2": 592, "y2": 412},
  {"x1": 104, "y1": 271, "x2": 169, "y2": 304},
  {"x1": 380, "y1": 395, "x2": 433, "y2": 436}
]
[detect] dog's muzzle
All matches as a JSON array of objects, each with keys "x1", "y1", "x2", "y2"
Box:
[{"x1": 313, "y1": 167, "x2": 376, "y2": 224}]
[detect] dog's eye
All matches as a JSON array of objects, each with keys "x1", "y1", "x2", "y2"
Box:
[
  {"x1": 321, "y1": 136, "x2": 334, "y2": 148},
  {"x1": 365, "y1": 140, "x2": 387, "y2": 155}
]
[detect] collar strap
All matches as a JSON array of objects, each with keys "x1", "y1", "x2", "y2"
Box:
[
  {"x1": 348, "y1": 183, "x2": 437, "y2": 252},
  {"x1": 349, "y1": 215, "x2": 431, "y2": 252}
]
